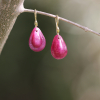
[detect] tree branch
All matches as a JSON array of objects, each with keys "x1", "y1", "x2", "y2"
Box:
[
  {"x1": 0, "y1": 0, "x2": 24, "y2": 54},
  {"x1": 23, "y1": 9, "x2": 100, "y2": 36}
]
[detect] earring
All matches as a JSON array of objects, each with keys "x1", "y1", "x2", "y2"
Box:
[
  {"x1": 29, "y1": 9, "x2": 46, "y2": 52},
  {"x1": 51, "y1": 15, "x2": 68, "y2": 59}
]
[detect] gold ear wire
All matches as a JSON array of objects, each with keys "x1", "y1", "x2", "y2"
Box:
[
  {"x1": 34, "y1": 9, "x2": 38, "y2": 27},
  {"x1": 55, "y1": 15, "x2": 60, "y2": 35}
]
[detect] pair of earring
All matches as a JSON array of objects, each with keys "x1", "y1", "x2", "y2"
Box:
[{"x1": 29, "y1": 9, "x2": 68, "y2": 59}]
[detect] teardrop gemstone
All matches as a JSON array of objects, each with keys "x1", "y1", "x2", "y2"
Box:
[
  {"x1": 29, "y1": 27, "x2": 46, "y2": 52},
  {"x1": 51, "y1": 35, "x2": 68, "y2": 59}
]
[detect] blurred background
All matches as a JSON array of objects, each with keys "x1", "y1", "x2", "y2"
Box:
[{"x1": 0, "y1": 0, "x2": 100, "y2": 100}]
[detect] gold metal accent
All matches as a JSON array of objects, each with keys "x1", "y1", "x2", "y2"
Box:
[
  {"x1": 55, "y1": 15, "x2": 60, "y2": 35},
  {"x1": 34, "y1": 9, "x2": 38, "y2": 27}
]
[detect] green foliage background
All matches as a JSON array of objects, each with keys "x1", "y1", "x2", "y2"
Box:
[{"x1": 0, "y1": 0, "x2": 100, "y2": 100}]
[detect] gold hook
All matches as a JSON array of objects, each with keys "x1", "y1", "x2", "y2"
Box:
[
  {"x1": 55, "y1": 15, "x2": 60, "y2": 35},
  {"x1": 34, "y1": 9, "x2": 38, "y2": 27}
]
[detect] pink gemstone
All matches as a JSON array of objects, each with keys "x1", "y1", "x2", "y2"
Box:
[
  {"x1": 29, "y1": 27, "x2": 46, "y2": 52},
  {"x1": 51, "y1": 34, "x2": 68, "y2": 59}
]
